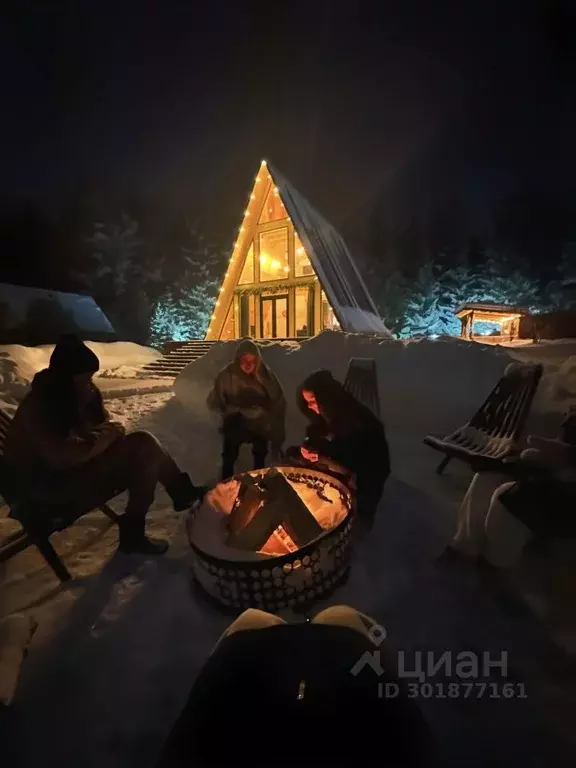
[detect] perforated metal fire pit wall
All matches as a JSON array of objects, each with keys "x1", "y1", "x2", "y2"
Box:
[{"x1": 188, "y1": 467, "x2": 354, "y2": 612}]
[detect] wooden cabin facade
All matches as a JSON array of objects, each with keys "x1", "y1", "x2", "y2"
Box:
[{"x1": 205, "y1": 161, "x2": 389, "y2": 341}]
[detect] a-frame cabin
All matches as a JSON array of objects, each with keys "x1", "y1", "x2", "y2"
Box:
[{"x1": 205, "y1": 161, "x2": 390, "y2": 341}]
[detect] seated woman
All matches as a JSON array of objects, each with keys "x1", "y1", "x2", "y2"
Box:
[
  {"x1": 290, "y1": 369, "x2": 390, "y2": 528},
  {"x1": 444, "y1": 409, "x2": 576, "y2": 568},
  {"x1": 3, "y1": 335, "x2": 205, "y2": 555}
]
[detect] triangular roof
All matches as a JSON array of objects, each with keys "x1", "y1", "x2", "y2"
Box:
[{"x1": 206, "y1": 161, "x2": 390, "y2": 339}]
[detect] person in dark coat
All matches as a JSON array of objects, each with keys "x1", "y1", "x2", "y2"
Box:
[
  {"x1": 156, "y1": 605, "x2": 431, "y2": 768},
  {"x1": 295, "y1": 369, "x2": 390, "y2": 528},
  {"x1": 207, "y1": 338, "x2": 286, "y2": 480},
  {"x1": 3, "y1": 335, "x2": 204, "y2": 555}
]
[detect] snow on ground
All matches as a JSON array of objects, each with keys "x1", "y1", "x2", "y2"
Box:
[
  {"x1": 1, "y1": 333, "x2": 576, "y2": 767},
  {"x1": 505, "y1": 339, "x2": 576, "y2": 414},
  {"x1": 0, "y1": 341, "x2": 161, "y2": 403}
]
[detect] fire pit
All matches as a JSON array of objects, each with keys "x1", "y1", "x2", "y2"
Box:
[{"x1": 187, "y1": 466, "x2": 354, "y2": 612}]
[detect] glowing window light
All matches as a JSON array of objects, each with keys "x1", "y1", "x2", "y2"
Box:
[
  {"x1": 283, "y1": 266, "x2": 290, "y2": 273},
  {"x1": 260, "y1": 254, "x2": 269, "y2": 265},
  {"x1": 271, "y1": 259, "x2": 281, "y2": 270}
]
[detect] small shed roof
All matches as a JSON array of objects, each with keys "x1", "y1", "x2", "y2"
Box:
[{"x1": 455, "y1": 302, "x2": 528, "y2": 318}]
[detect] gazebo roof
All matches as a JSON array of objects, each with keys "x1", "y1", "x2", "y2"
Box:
[{"x1": 455, "y1": 302, "x2": 528, "y2": 319}]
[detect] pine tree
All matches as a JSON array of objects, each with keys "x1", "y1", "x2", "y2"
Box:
[
  {"x1": 78, "y1": 212, "x2": 170, "y2": 342},
  {"x1": 546, "y1": 243, "x2": 576, "y2": 309},
  {"x1": 149, "y1": 224, "x2": 225, "y2": 347},
  {"x1": 377, "y1": 251, "x2": 543, "y2": 338}
]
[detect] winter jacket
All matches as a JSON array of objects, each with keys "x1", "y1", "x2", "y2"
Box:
[
  {"x1": 297, "y1": 370, "x2": 390, "y2": 497},
  {"x1": 207, "y1": 340, "x2": 286, "y2": 448},
  {"x1": 3, "y1": 369, "x2": 111, "y2": 475}
]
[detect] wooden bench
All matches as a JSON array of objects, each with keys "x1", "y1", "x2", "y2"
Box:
[
  {"x1": 343, "y1": 358, "x2": 381, "y2": 417},
  {"x1": 0, "y1": 407, "x2": 121, "y2": 582},
  {"x1": 423, "y1": 362, "x2": 543, "y2": 474}
]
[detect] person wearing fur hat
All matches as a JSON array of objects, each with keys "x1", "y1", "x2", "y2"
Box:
[
  {"x1": 3, "y1": 334, "x2": 204, "y2": 555},
  {"x1": 294, "y1": 369, "x2": 390, "y2": 529},
  {"x1": 207, "y1": 339, "x2": 286, "y2": 480}
]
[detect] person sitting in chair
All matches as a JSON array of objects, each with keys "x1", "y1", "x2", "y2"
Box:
[
  {"x1": 207, "y1": 339, "x2": 286, "y2": 480},
  {"x1": 443, "y1": 409, "x2": 576, "y2": 569},
  {"x1": 291, "y1": 370, "x2": 390, "y2": 529},
  {"x1": 3, "y1": 335, "x2": 205, "y2": 555}
]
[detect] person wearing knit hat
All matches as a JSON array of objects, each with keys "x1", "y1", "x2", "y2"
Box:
[
  {"x1": 4, "y1": 334, "x2": 206, "y2": 556},
  {"x1": 48, "y1": 333, "x2": 101, "y2": 377},
  {"x1": 207, "y1": 338, "x2": 286, "y2": 479}
]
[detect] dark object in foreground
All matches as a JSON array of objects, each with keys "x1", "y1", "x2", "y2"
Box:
[
  {"x1": 423, "y1": 362, "x2": 543, "y2": 475},
  {"x1": 157, "y1": 621, "x2": 430, "y2": 768},
  {"x1": 228, "y1": 467, "x2": 323, "y2": 551}
]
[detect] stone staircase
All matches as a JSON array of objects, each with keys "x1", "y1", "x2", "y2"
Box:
[{"x1": 139, "y1": 340, "x2": 217, "y2": 378}]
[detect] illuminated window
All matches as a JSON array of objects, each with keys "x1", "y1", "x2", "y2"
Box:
[
  {"x1": 220, "y1": 303, "x2": 235, "y2": 340},
  {"x1": 259, "y1": 185, "x2": 287, "y2": 224},
  {"x1": 238, "y1": 242, "x2": 255, "y2": 285},
  {"x1": 259, "y1": 228, "x2": 289, "y2": 281},
  {"x1": 294, "y1": 234, "x2": 314, "y2": 277},
  {"x1": 295, "y1": 286, "x2": 313, "y2": 337},
  {"x1": 321, "y1": 290, "x2": 340, "y2": 330}
]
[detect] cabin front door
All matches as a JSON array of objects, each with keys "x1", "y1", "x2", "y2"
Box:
[{"x1": 261, "y1": 294, "x2": 288, "y2": 338}]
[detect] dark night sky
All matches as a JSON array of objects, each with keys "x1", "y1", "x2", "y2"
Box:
[{"x1": 2, "y1": 0, "x2": 575, "y2": 244}]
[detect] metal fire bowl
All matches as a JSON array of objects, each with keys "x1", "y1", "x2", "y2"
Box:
[{"x1": 188, "y1": 466, "x2": 354, "y2": 613}]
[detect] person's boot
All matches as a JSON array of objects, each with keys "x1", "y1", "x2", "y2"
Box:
[
  {"x1": 166, "y1": 472, "x2": 207, "y2": 511},
  {"x1": 118, "y1": 519, "x2": 169, "y2": 555}
]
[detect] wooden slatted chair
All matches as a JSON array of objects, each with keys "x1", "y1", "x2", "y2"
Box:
[
  {"x1": 343, "y1": 358, "x2": 381, "y2": 417},
  {"x1": 0, "y1": 406, "x2": 120, "y2": 582},
  {"x1": 423, "y1": 362, "x2": 543, "y2": 474}
]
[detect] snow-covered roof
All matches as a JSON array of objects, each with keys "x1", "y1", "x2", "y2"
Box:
[
  {"x1": 268, "y1": 164, "x2": 391, "y2": 336},
  {"x1": 455, "y1": 302, "x2": 528, "y2": 317},
  {"x1": 0, "y1": 282, "x2": 115, "y2": 344}
]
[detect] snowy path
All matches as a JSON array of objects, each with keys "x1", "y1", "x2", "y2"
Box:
[
  {"x1": 96, "y1": 377, "x2": 174, "y2": 398},
  {"x1": 1, "y1": 392, "x2": 575, "y2": 767}
]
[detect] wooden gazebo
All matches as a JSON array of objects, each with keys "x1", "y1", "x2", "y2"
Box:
[{"x1": 456, "y1": 303, "x2": 527, "y2": 344}]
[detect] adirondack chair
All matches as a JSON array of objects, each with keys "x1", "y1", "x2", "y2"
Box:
[
  {"x1": 423, "y1": 362, "x2": 543, "y2": 474},
  {"x1": 0, "y1": 407, "x2": 120, "y2": 582},
  {"x1": 343, "y1": 358, "x2": 381, "y2": 417}
]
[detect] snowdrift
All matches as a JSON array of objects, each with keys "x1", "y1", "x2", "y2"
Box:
[
  {"x1": 0, "y1": 341, "x2": 161, "y2": 403},
  {"x1": 174, "y1": 332, "x2": 576, "y2": 449}
]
